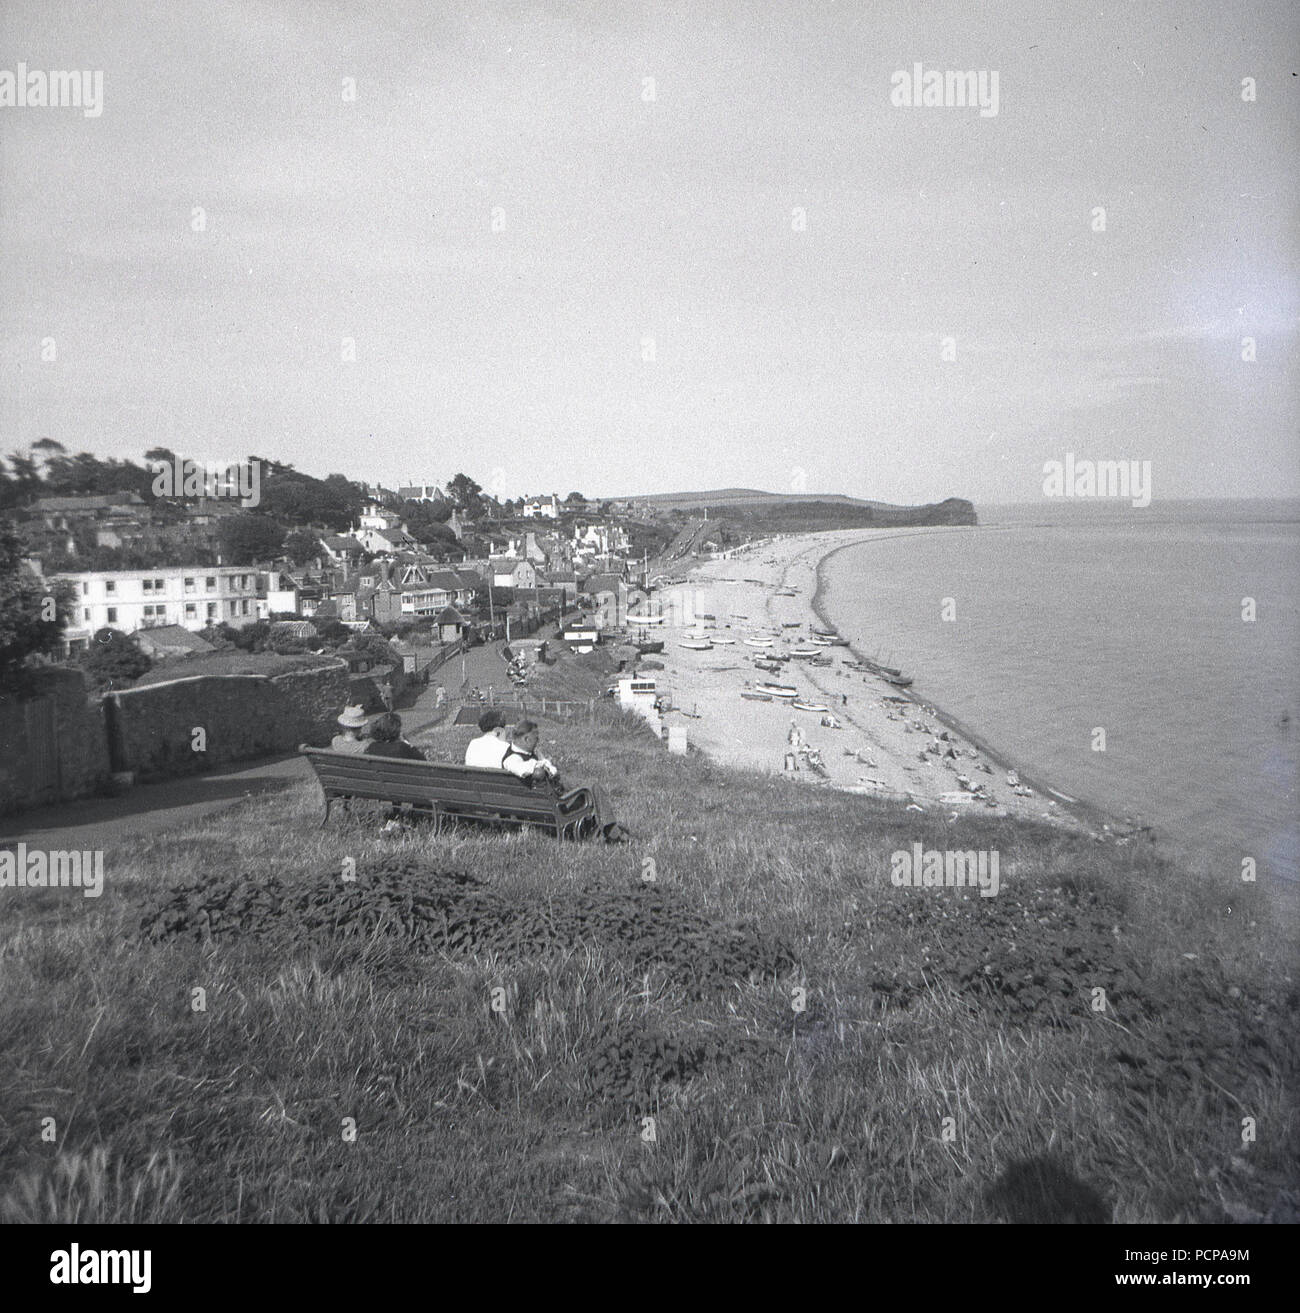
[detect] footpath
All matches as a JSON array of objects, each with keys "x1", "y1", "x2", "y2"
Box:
[{"x1": 0, "y1": 636, "x2": 520, "y2": 853}]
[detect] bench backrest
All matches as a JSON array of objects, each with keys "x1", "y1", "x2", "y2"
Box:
[{"x1": 301, "y1": 747, "x2": 559, "y2": 820}]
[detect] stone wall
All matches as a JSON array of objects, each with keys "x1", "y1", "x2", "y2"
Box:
[
  {"x1": 104, "y1": 658, "x2": 348, "y2": 780},
  {"x1": 0, "y1": 669, "x2": 111, "y2": 814}
]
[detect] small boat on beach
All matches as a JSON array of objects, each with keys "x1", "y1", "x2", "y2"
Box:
[
  {"x1": 789, "y1": 646, "x2": 822, "y2": 658},
  {"x1": 740, "y1": 691, "x2": 773, "y2": 702},
  {"x1": 781, "y1": 621, "x2": 801, "y2": 629},
  {"x1": 883, "y1": 673, "x2": 913, "y2": 688},
  {"x1": 756, "y1": 682, "x2": 798, "y2": 698},
  {"x1": 791, "y1": 700, "x2": 830, "y2": 713},
  {"x1": 753, "y1": 659, "x2": 783, "y2": 673},
  {"x1": 635, "y1": 640, "x2": 665, "y2": 654},
  {"x1": 711, "y1": 636, "x2": 736, "y2": 645},
  {"x1": 810, "y1": 625, "x2": 837, "y2": 638},
  {"x1": 678, "y1": 640, "x2": 713, "y2": 651}
]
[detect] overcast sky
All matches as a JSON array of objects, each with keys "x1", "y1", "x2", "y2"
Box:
[{"x1": 1, "y1": 0, "x2": 1296, "y2": 504}]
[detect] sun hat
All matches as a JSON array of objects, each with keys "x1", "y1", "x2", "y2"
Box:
[{"x1": 337, "y1": 705, "x2": 368, "y2": 729}]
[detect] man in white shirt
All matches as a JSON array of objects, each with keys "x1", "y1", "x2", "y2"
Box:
[
  {"x1": 465, "y1": 709, "x2": 511, "y2": 769},
  {"x1": 496, "y1": 720, "x2": 631, "y2": 843},
  {"x1": 499, "y1": 721, "x2": 559, "y2": 781}
]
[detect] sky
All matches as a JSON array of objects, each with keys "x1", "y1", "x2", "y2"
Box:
[{"x1": 1, "y1": 0, "x2": 1297, "y2": 505}]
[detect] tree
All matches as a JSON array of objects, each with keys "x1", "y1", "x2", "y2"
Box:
[
  {"x1": 565, "y1": 491, "x2": 586, "y2": 504},
  {"x1": 284, "y1": 529, "x2": 324, "y2": 565},
  {"x1": 81, "y1": 628, "x2": 152, "y2": 692},
  {"x1": 311, "y1": 617, "x2": 350, "y2": 646},
  {"x1": 444, "y1": 473, "x2": 485, "y2": 518},
  {"x1": 0, "y1": 520, "x2": 73, "y2": 692},
  {"x1": 216, "y1": 514, "x2": 285, "y2": 565}
]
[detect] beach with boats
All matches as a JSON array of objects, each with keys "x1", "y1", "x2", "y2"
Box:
[{"x1": 640, "y1": 529, "x2": 1104, "y2": 831}]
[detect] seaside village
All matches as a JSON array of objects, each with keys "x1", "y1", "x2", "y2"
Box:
[{"x1": 0, "y1": 457, "x2": 1065, "y2": 838}]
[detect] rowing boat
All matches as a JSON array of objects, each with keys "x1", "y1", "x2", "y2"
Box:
[
  {"x1": 756, "y1": 682, "x2": 798, "y2": 698},
  {"x1": 678, "y1": 640, "x2": 713, "y2": 651},
  {"x1": 740, "y1": 691, "x2": 773, "y2": 702},
  {"x1": 791, "y1": 700, "x2": 830, "y2": 713}
]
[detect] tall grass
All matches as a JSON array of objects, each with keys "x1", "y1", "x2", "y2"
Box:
[{"x1": 0, "y1": 700, "x2": 1295, "y2": 1223}]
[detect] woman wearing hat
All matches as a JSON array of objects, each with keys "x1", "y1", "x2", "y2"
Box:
[{"x1": 331, "y1": 705, "x2": 369, "y2": 753}]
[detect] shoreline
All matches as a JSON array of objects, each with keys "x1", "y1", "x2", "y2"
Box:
[
  {"x1": 808, "y1": 532, "x2": 1141, "y2": 842},
  {"x1": 651, "y1": 528, "x2": 1117, "y2": 835}
]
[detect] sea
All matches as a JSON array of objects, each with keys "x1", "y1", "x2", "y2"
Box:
[{"x1": 817, "y1": 500, "x2": 1300, "y2": 885}]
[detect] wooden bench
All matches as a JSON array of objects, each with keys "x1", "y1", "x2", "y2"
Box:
[{"x1": 299, "y1": 747, "x2": 599, "y2": 839}]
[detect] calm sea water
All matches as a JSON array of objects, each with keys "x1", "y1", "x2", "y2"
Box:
[{"x1": 819, "y1": 501, "x2": 1300, "y2": 883}]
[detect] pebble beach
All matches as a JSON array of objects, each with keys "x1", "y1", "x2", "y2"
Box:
[{"x1": 649, "y1": 529, "x2": 1113, "y2": 833}]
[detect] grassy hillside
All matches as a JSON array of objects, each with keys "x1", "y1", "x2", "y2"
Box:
[{"x1": 0, "y1": 685, "x2": 1294, "y2": 1223}]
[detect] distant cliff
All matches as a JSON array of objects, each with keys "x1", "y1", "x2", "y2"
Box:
[{"x1": 691, "y1": 495, "x2": 978, "y2": 533}]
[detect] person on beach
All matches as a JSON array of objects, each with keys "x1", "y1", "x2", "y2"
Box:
[
  {"x1": 363, "y1": 711, "x2": 425, "y2": 761},
  {"x1": 465, "y1": 708, "x2": 511, "y2": 768},
  {"x1": 331, "y1": 705, "x2": 369, "y2": 753}
]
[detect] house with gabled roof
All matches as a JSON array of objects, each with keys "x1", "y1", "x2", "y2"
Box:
[{"x1": 320, "y1": 534, "x2": 364, "y2": 564}]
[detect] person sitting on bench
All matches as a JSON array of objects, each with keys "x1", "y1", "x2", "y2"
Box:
[
  {"x1": 331, "y1": 704, "x2": 369, "y2": 753},
  {"x1": 499, "y1": 721, "x2": 629, "y2": 842},
  {"x1": 465, "y1": 709, "x2": 511, "y2": 768},
  {"x1": 363, "y1": 712, "x2": 425, "y2": 761},
  {"x1": 499, "y1": 720, "x2": 559, "y2": 781}
]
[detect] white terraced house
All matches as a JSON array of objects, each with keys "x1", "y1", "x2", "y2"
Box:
[{"x1": 54, "y1": 565, "x2": 261, "y2": 655}]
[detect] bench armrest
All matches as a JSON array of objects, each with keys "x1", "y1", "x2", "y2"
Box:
[{"x1": 555, "y1": 786, "x2": 596, "y2": 817}]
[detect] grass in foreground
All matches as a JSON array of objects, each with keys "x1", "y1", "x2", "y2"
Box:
[{"x1": 0, "y1": 701, "x2": 1296, "y2": 1223}]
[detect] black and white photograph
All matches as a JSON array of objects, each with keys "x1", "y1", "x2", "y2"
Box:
[{"x1": 0, "y1": 0, "x2": 1296, "y2": 1260}]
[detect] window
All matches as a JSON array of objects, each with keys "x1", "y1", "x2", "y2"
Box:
[
  {"x1": 184, "y1": 578, "x2": 195, "y2": 593},
  {"x1": 82, "y1": 582, "x2": 89, "y2": 595},
  {"x1": 185, "y1": 603, "x2": 196, "y2": 618},
  {"x1": 106, "y1": 608, "x2": 117, "y2": 623},
  {"x1": 205, "y1": 577, "x2": 216, "y2": 592},
  {"x1": 206, "y1": 603, "x2": 217, "y2": 619},
  {"x1": 83, "y1": 608, "x2": 90, "y2": 621},
  {"x1": 105, "y1": 580, "x2": 116, "y2": 594}
]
